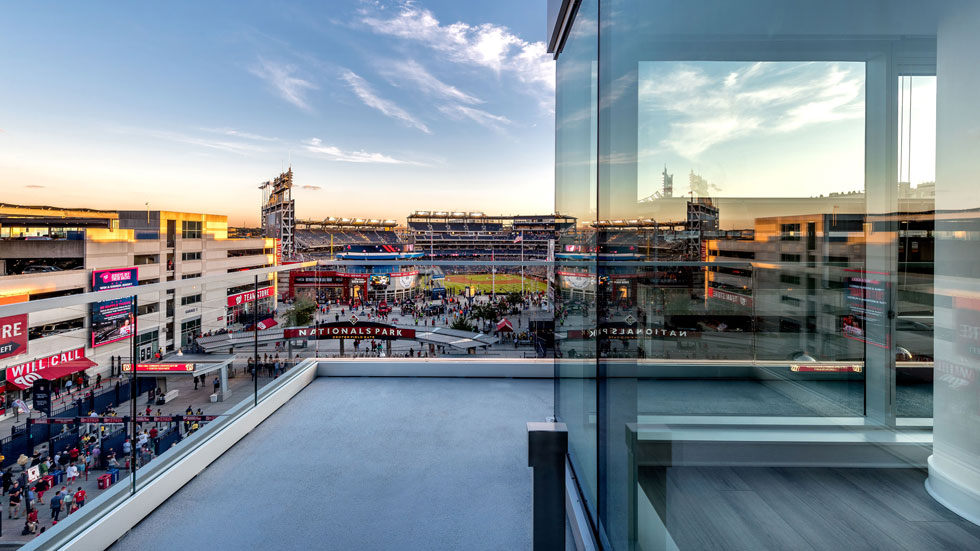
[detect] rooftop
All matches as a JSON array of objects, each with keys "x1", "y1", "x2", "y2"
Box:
[{"x1": 108, "y1": 377, "x2": 560, "y2": 551}]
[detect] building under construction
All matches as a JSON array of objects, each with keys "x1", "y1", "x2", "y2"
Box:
[{"x1": 259, "y1": 168, "x2": 296, "y2": 260}]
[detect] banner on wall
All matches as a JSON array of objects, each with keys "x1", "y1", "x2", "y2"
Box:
[
  {"x1": 0, "y1": 314, "x2": 28, "y2": 360},
  {"x1": 226, "y1": 286, "x2": 275, "y2": 307},
  {"x1": 92, "y1": 267, "x2": 138, "y2": 292}
]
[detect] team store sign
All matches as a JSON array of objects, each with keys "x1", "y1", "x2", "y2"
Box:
[{"x1": 5, "y1": 347, "x2": 85, "y2": 388}]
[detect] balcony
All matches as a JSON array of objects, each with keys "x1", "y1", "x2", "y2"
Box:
[{"x1": 107, "y1": 375, "x2": 557, "y2": 551}]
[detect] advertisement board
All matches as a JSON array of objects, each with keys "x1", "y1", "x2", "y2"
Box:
[
  {"x1": 91, "y1": 267, "x2": 138, "y2": 347},
  {"x1": 91, "y1": 296, "x2": 135, "y2": 347},
  {"x1": 32, "y1": 379, "x2": 52, "y2": 416},
  {"x1": 122, "y1": 363, "x2": 196, "y2": 373},
  {"x1": 369, "y1": 274, "x2": 390, "y2": 290},
  {"x1": 92, "y1": 267, "x2": 138, "y2": 292},
  {"x1": 0, "y1": 314, "x2": 28, "y2": 361}
]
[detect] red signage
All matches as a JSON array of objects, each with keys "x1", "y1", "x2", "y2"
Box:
[
  {"x1": 226, "y1": 286, "x2": 274, "y2": 307},
  {"x1": 122, "y1": 363, "x2": 196, "y2": 373},
  {"x1": 275, "y1": 239, "x2": 282, "y2": 266},
  {"x1": 81, "y1": 416, "x2": 125, "y2": 424},
  {"x1": 790, "y1": 364, "x2": 863, "y2": 373},
  {"x1": 31, "y1": 418, "x2": 77, "y2": 425},
  {"x1": 284, "y1": 323, "x2": 416, "y2": 340},
  {"x1": 5, "y1": 348, "x2": 86, "y2": 388},
  {"x1": 0, "y1": 314, "x2": 29, "y2": 361}
]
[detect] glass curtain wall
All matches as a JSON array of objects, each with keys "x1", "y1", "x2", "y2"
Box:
[{"x1": 555, "y1": 1, "x2": 980, "y2": 549}]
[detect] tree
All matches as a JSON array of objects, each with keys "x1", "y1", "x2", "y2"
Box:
[
  {"x1": 470, "y1": 303, "x2": 501, "y2": 324},
  {"x1": 286, "y1": 297, "x2": 316, "y2": 327},
  {"x1": 451, "y1": 316, "x2": 475, "y2": 332}
]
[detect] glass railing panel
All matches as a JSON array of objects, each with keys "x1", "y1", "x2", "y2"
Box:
[{"x1": 0, "y1": 263, "x2": 315, "y2": 546}]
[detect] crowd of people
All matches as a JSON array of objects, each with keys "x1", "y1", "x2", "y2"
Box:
[{"x1": 4, "y1": 445, "x2": 91, "y2": 537}]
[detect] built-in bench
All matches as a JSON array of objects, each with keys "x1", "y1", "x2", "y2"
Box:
[{"x1": 626, "y1": 421, "x2": 932, "y2": 469}]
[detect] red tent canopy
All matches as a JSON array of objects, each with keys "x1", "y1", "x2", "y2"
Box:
[
  {"x1": 496, "y1": 319, "x2": 514, "y2": 332},
  {"x1": 256, "y1": 317, "x2": 278, "y2": 330}
]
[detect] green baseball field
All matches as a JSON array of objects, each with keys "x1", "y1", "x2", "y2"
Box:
[{"x1": 440, "y1": 274, "x2": 547, "y2": 294}]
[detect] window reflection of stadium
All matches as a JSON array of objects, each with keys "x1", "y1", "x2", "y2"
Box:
[{"x1": 555, "y1": 200, "x2": 938, "y2": 368}]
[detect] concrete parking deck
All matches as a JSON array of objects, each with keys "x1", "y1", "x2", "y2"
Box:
[{"x1": 109, "y1": 377, "x2": 555, "y2": 551}]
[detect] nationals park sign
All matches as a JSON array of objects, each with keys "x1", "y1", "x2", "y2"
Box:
[{"x1": 284, "y1": 321, "x2": 415, "y2": 341}]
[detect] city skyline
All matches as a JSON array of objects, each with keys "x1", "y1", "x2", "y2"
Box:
[{"x1": 0, "y1": 1, "x2": 555, "y2": 225}]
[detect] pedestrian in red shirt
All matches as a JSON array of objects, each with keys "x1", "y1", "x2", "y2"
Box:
[
  {"x1": 149, "y1": 427, "x2": 158, "y2": 439},
  {"x1": 73, "y1": 489, "x2": 86, "y2": 508}
]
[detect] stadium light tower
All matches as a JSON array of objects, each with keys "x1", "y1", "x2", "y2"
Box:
[{"x1": 259, "y1": 167, "x2": 296, "y2": 259}]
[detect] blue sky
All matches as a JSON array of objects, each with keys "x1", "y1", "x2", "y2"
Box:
[{"x1": 0, "y1": 1, "x2": 555, "y2": 224}]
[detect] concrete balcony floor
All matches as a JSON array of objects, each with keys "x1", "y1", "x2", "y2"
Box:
[{"x1": 109, "y1": 377, "x2": 558, "y2": 551}]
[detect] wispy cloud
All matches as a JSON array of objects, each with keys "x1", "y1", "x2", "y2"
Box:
[
  {"x1": 298, "y1": 184, "x2": 322, "y2": 191},
  {"x1": 641, "y1": 62, "x2": 864, "y2": 159},
  {"x1": 249, "y1": 57, "x2": 318, "y2": 110},
  {"x1": 438, "y1": 104, "x2": 511, "y2": 132},
  {"x1": 303, "y1": 138, "x2": 425, "y2": 165},
  {"x1": 360, "y1": 4, "x2": 553, "y2": 109},
  {"x1": 200, "y1": 127, "x2": 279, "y2": 142},
  {"x1": 113, "y1": 126, "x2": 269, "y2": 156},
  {"x1": 340, "y1": 69, "x2": 431, "y2": 134},
  {"x1": 381, "y1": 59, "x2": 482, "y2": 105},
  {"x1": 25, "y1": 184, "x2": 45, "y2": 189}
]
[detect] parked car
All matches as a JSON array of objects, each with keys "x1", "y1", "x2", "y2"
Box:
[{"x1": 22, "y1": 265, "x2": 62, "y2": 273}]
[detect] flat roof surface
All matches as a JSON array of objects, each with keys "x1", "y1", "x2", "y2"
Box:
[{"x1": 110, "y1": 377, "x2": 554, "y2": 551}]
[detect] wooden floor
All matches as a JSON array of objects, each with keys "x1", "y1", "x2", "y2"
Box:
[{"x1": 639, "y1": 466, "x2": 980, "y2": 550}]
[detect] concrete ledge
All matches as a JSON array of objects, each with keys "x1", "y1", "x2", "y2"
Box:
[
  {"x1": 317, "y1": 358, "x2": 553, "y2": 378},
  {"x1": 19, "y1": 360, "x2": 318, "y2": 551}
]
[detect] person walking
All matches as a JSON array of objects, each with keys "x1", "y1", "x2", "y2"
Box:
[
  {"x1": 26, "y1": 486, "x2": 37, "y2": 513},
  {"x1": 73, "y1": 487, "x2": 86, "y2": 509},
  {"x1": 49, "y1": 491, "x2": 62, "y2": 522},
  {"x1": 61, "y1": 488, "x2": 73, "y2": 516},
  {"x1": 35, "y1": 478, "x2": 48, "y2": 506},
  {"x1": 8, "y1": 482, "x2": 21, "y2": 519},
  {"x1": 213, "y1": 377, "x2": 219, "y2": 395}
]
